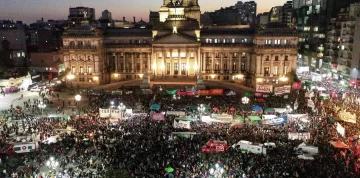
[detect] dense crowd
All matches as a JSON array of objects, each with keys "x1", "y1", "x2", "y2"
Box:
[{"x1": 0, "y1": 85, "x2": 358, "y2": 178}]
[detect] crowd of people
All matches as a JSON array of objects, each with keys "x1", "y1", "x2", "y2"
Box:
[{"x1": 0, "y1": 84, "x2": 358, "y2": 178}]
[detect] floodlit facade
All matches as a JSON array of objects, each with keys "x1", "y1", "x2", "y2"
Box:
[{"x1": 59, "y1": 1, "x2": 298, "y2": 88}]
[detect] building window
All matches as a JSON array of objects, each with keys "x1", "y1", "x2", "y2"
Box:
[
  {"x1": 285, "y1": 56, "x2": 288, "y2": 61},
  {"x1": 265, "y1": 56, "x2": 270, "y2": 61},
  {"x1": 275, "y1": 56, "x2": 279, "y2": 61},
  {"x1": 172, "y1": 51, "x2": 178, "y2": 58},
  {"x1": 232, "y1": 39, "x2": 235, "y2": 43},
  {"x1": 174, "y1": 63, "x2": 179, "y2": 75},
  {"x1": 234, "y1": 53, "x2": 237, "y2": 57},
  {"x1": 46, "y1": 67, "x2": 48, "y2": 71},
  {"x1": 274, "y1": 39, "x2": 280, "y2": 45},
  {"x1": 190, "y1": 53, "x2": 194, "y2": 58},
  {"x1": 88, "y1": 67, "x2": 92, "y2": 74},
  {"x1": 274, "y1": 66, "x2": 278, "y2": 75},
  {"x1": 79, "y1": 78, "x2": 85, "y2": 82},
  {"x1": 223, "y1": 39, "x2": 226, "y2": 43},
  {"x1": 241, "y1": 63, "x2": 245, "y2": 71},
  {"x1": 215, "y1": 63, "x2": 220, "y2": 70},
  {"x1": 78, "y1": 41, "x2": 83, "y2": 47},
  {"x1": 80, "y1": 66, "x2": 84, "y2": 74},
  {"x1": 9, "y1": 54, "x2": 12, "y2": 59},
  {"x1": 21, "y1": 52, "x2": 25, "y2": 57},
  {"x1": 284, "y1": 39, "x2": 287, "y2": 44},
  {"x1": 180, "y1": 52, "x2": 186, "y2": 58},
  {"x1": 72, "y1": 66, "x2": 76, "y2": 74},
  {"x1": 284, "y1": 66, "x2": 288, "y2": 74},
  {"x1": 17, "y1": 53, "x2": 20, "y2": 57},
  {"x1": 49, "y1": 67, "x2": 52, "y2": 70},
  {"x1": 214, "y1": 39, "x2": 218, "y2": 43},
  {"x1": 223, "y1": 63, "x2": 228, "y2": 71},
  {"x1": 264, "y1": 67, "x2": 270, "y2": 76},
  {"x1": 136, "y1": 63, "x2": 140, "y2": 70},
  {"x1": 313, "y1": 26, "x2": 318, "y2": 32},
  {"x1": 244, "y1": 38, "x2": 247, "y2": 43},
  {"x1": 159, "y1": 53, "x2": 162, "y2": 58},
  {"x1": 181, "y1": 63, "x2": 186, "y2": 75},
  {"x1": 265, "y1": 40, "x2": 271, "y2": 45},
  {"x1": 166, "y1": 53, "x2": 170, "y2": 58},
  {"x1": 167, "y1": 63, "x2": 170, "y2": 74}
]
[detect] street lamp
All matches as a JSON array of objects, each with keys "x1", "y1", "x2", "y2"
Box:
[
  {"x1": 46, "y1": 157, "x2": 59, "y2": 178},
  {"x1": 110, "y1": 101, "x2": 115, "y2": 107},
  {"x1": 38, "y1": 101, "x2": 46, "y2": 118},
  {"x1": 118, "y1": 103, "x2": 126, "y2": 119},
  {"x1": 241, "y1": 97, "x2": 250, "y2": 124},
  {"x1": 242, "y1": 96, "x2": 250, "y2": 105},
  {"x1": 198, "y1": 104, "x2": 205, "y2": 121},
  {"x1": 75, "y1": 94, "x2": 81, "y2": 117}
]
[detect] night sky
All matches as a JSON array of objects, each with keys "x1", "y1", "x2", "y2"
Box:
[{"x1": 0, "y1": 0, "x2": 289, "y2": 23}]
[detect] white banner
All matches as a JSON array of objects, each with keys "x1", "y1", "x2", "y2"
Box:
[
  {"x1": 336, "y1": 122, "x2": 345, "y2": 137},
  {"x1": 111, "y1": 109, "x2": 122, "y2": 119},
  {"x1": 256, "y1": 85, "x2": 273, "y2": 93},
  {"x1": 288, "y1": 132, "x2": 311, "y2": 141},
  {"x1": 173, "y1": 120, "x2": 191, "y2": 129},
  {"x1": 211, "y1": 114, "x2": 233, "y2": 120},
  {"x1": 99, "y1": 108, "x2": 111, "y2": 118},
  {"x1": 125, "y1": 109, "x2": 133, "y2": 114},
  {"x1": 167, "y1": 111, "x2": 186, "y2": 116},
  {"x1": 274, "y1": 85, "x2": 291, "y2": 95}
]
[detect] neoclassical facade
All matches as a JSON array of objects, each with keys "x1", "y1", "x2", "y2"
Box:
[{"x1": 60, "y1": 2, "x2": 298, "y2": 89}]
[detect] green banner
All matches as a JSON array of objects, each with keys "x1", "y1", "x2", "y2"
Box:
[{"x1": 166, "y1": 89, "x2": 178, "y2": 95}]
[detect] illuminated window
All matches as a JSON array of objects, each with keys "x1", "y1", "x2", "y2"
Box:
[
  {"x1": 214, "y1": 39, "x2": 218, "y2": 43},
  {"x1": 21, "y1": 52, "x2": 25, "y2": 57},
  {"x1": 72, "y1": 66, "x2": 76, "y2": 74},
  {"x1": 17, "y1": 53, "x2": 20, "y2": 57},
  {"x1": 284, "y1": 39, "x2": 287, "y2": 44},
  {"x1": 88, "y1": 67, "x2": 92, "y2": 74},
  {"x1": 232, "y1": 39, "x2": 235, "y2": 43},
  {"x1": 180, "y1": 52, "x2": 186, "y2": 58},
  {"x1": 190, "y1": 53, "x2": 194, "y2": 58},
  {"x1": 274, "y1": 67, "x2": 278, "y2": 75}
]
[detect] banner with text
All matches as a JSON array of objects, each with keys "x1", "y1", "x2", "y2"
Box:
[
  {"x1": 256, "y1": 85, "x2": 273, "y2": 93},
  {"x1": 99, "y1": 108, "x2": 111, "y2": 118},
  {"x1": 274, "y1": 85, "x2": 291, "y2": 95},
  {"x1": 151, "y1": 112, "x2": 165, "y2": 121},
  {"x1": 198, "y1": 89, "x2": 224, "y2": 96},
  {"x1": 288, "y1": 132, "x2": 311, "y2": 141},
  {"x1": 111, "y1": 109, "x2": 122, "y2": 119},
  {"x1": 167, "y1": 111, "x2": 186, "y2": 116},
  {"x1": 173, "y1": 120, "x2": 191, "y2": 129}
]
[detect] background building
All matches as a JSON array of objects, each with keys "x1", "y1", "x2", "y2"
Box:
[
  {"x1": 101, "y1": 10, "x2": 112, "y2": 21},
  {"x1": 68, "y1": 6, "x2": 95, "y2": 25}
]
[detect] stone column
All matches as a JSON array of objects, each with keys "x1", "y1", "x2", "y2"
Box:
[
  {"x1": 238, "y1": 53, "x2": 242, "y2": 73},
  {"x1": 279, "y1": 55, "x2": 284, "y2": 75},
  {"x1": 166, "y1": 50, "x2": 170, "y2": 75},
  {"x1": 123, "y1": 52, "x2": 126, "y2": 73},
  {"x1": 246, "y1": 53, "x2": 251, "y2": 73},
  {"x1": 131, "y1": 53, "x2": 135, "y2": 73},
  {"x1": 270, "y1": 54, "x2": 273, "y2": 77},
  {"x1": 140, "y1": 53, "x2": 143, "y2": 72},
  {"x1": 147, "y1": 53, "x2": 151, "y2": 73},
  {"x1": 220, "y1": 53, "x2": 223, "y2": 73},
  {"x1": 211, "y1": 53, "x2": 215, "y2": 73},
  {"x1": 230, "y1": 53, "x2": 233, "y2": 73},
  {"x1": 187, "y1": 50, "x2": 190, "y2": 76},
  {"x1": 115, "y1": 53, "x2": 119, "y2": 72},
  {"x1": 256, "y1": 55, "x2": 261, "y2": 75}
]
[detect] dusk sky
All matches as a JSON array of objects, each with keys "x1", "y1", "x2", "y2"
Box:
[{"x1": 0, "y1": 0, "x2": 289, "y2": 24}]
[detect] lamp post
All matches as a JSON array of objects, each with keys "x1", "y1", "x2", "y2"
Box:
[
  {"x1": 38, "y1": 101, "x2": 46, "y2": 118},
  {"x1": 46, "y1": 157, "x2": 59, "y2": 178},
  {"x1": 198, "y1": 104, "x2": 205, "y2": 121},
  {"x1": 242, "y1": 96, "x2": 250, "y2": 123},
  {"x1": 209, "y1": 163, "x2": 225, "y2": 178},
  {"x1": 75, "y1": 94, "x2": 81, "y2": 117},
  {"x1": 118, "y1": 103, "x2": 126, "y2": 119}
]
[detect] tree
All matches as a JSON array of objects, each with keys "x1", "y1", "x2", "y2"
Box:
[{"x1": 286, "y1": 70, "x2": 300, "y2": 84}]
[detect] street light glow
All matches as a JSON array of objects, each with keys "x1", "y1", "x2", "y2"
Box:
[{"x1": 75, "y1": 94, "x2": 81, "y2": 101}]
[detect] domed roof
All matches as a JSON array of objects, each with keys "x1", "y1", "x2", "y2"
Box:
[{"x1": 264, "y1": 22, "x2": 289, "y2": 29}]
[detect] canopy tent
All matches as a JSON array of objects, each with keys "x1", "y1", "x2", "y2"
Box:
[
  {"x1": 175, "y1": 116, "x2": 197, "y2": 122},
  {"x1": 166, "y1": 90, "x2": 178, "y2": 95},
  {"x1": 257, "y1": 98, "x2": 265, "y2": 103},
  {"x1": 233, "y1": 116, "x2": 244, "y2": 123},
  {"x1": 248, "y1": 116, "x2": 261, "y2": 121},
  {"x1": 244, "y1": 92, "x2": 254, "y2": 97},
  {"x1": 264, "y1": 108, "x2": 275, "y2": 113},
  {"x1": 252, "y1": 106, "x2": 263, "y2": 111},
  {"x1": 188, "y1": 105, "x2": 198, "y2": 110},
  {"x1": 150, "y1": 104, "x2": 160, "y2": 110},
  {"x1": 329, "y1": 140, "x2": 349, "y2": 149}
]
